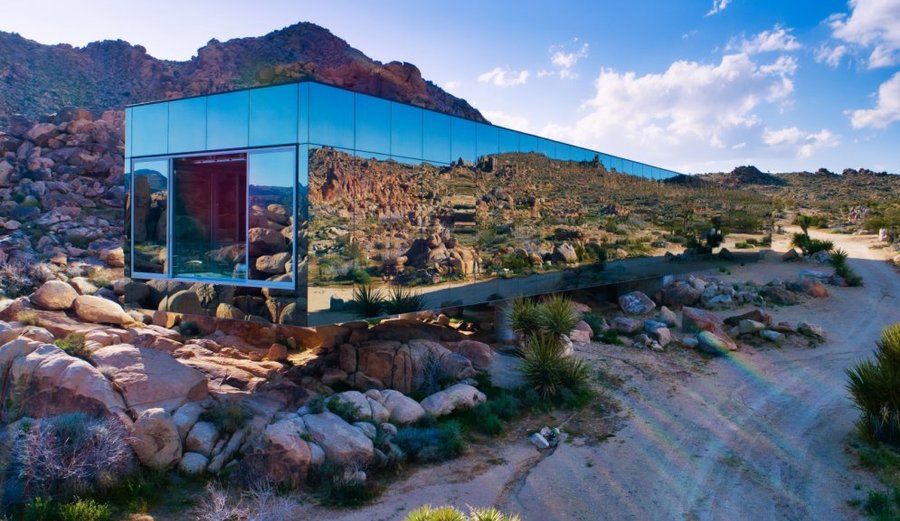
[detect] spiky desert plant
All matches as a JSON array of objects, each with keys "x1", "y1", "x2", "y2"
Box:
[
  {"x1": 350, "y1": 284, "x2": 386, "y2": 318},
  {"x1": 508, "y1": 297, "x2": 541, "y2": 338},
  {"x1": 846, "y1": 324, "x2": 900, "y2": 444},
  {"x1": 382, "y1": 285, "x2": 425, "y2": 315},
  {"x1": 519, "y1": 333, "x2": 590, "y2": 400},
  {"x1": 796, "y1": 214, "x2": 814, "y2": 236},
  {"x1": 829, "y1": 248, "x2": 850, "y2": 268},
  {"x1": 404, "y1": 505, "x2": 521, "y2": 521},
  {"x1": 829, "y1": 248, "x2": 864, "y2": 287},
  {"x1": 537, "y1": 295, "x2": 580, "y2": 337}
]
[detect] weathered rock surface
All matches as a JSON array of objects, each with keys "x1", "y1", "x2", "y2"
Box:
[
  {"x1": 619, "y1": 291, "x2": 656, "y2": 315},
  {"x1": 682, "y1": 307, "x2": 737, "y2": 351},
  {"x1": 30, "y1": 281, "x2": 78, "y2": 310},
  {"x1": 131, "y1": 407, "x2": 182, "y2": 470},
  {"x1": 420, "y1": 383, "x2": 486, "y2": 417},
  {"x1": 381, "y1": 389, "x2": 426, "y2": 425},
  {"x1": 74, "y1": 295, "x2": 133, "y2": 325},
  {"x1": 302, "y1": 411, "x2": 374, "y2": 466}
]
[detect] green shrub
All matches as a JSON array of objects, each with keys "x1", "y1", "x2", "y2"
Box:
[
  {"x1": 599, "y1": 330, "x2": 623, "y2": 345},
  {"x1": 830, "y1": 248, "x2": 864, "y2": 287},
  {"x1": 327, "y1": 397, "x2": 363, "y2": 424},
  {"x1": 350, "y1": 284, "x2": 386, "y2": 318},
  {"x1": 734, "y1": 241, "x2": 752, "y2": 249},
  {"x1": 404, "y1": 504, "x2": 521, "y2": 521},
  {"x1": 847, "y1": 324, "x2": 900, "y2": 444},
  {"x1": 55, "y1": 333, "x2": 90, "y2": 361},
  {"x1": 57, "y1": 498, "x2": 112, "y2": 521},
  {"x1": 395, "y1": 421, "x2": 465, "y2": 463},
  {"x1": 382, "y1": 285, "x2": 425, "y2": 315},
  {"x1": 343, "y1": 267, "x2": 372, "y2": 285},
  {"x1": 791, "y1": 233, "x2": 833, "y2": 256},
  {"x1": 469, "y1": 403, "x2": 503, "y2": 436},
  {"x1": 309, "y1": 461, "x2": 375, "y2": 507},
  {"x1": 199, "y1": 402, "x2": 251, "y2": 436},
  {"x1": 580, "y1": 313, "x2": 605, "y2": 339},
  {"x1": 508, "y1": 298, "x2": 541, "y2": 338},
  {"x1": 24, "y1": 497, "x2": 54, "y2": 521},
  {"x1": 537, "y1": 295, "x2": 580, "y2": 337},
  {"x1": 519, "y1": 334, "x2": 591, "y2": 401},
  {"x1": 15, "y1": 310, "x2": 41, "y2": 327}
]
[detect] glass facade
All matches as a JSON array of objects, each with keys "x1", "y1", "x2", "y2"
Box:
[{"x1": 125, "y1": 81, "x2": 686, "y2": 327}]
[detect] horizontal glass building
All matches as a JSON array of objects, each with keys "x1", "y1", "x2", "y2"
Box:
[{"x1": 124, "y1": 81, "x2": 684, "y2": 326}]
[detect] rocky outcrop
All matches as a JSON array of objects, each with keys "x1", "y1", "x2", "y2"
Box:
[
  {"x1": 420, "y1": 383, "x2": 486, "y2": 417},
  {"x1": 130, "y1": 408, "x2": 182, "y2": 470},
  {"x1": 339, "y1": 339, "x2": 477, "y2": 393},
  {"x1": 301, "y1": 411, "x2": 374, "y2": 466}
]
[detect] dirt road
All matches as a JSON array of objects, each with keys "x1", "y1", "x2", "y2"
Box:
[{"x1": 311, "y1": 231, "x2": 899, "y2": 520}]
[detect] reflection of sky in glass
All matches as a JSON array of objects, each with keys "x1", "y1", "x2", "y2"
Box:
[
  {"x1": 423, "y1": 110, "x2": 451, "y2": 164},
  {"x1": 251, "y1": 83, "x2": 298, "y2": 146},
  {"x1": 249, "y1": 149, "x2": 294, "y2": 188},
  {"x1": 132, "y1": 103, "x2": 168, "y2": 156},
  {"x1": 168, "y1": 97, "x2": 206, "y2": 153},
  {"x1": 451, "y1": 118, "x2": 476, "y2": 162},
  {"x1": 356, "y1": 94, "x2": 391, "y2": 153},
  {"x1": 391, "y1": 102, "x2": 422, "y2": 159},
  {"x1": 207, "y1": 90, "x2": 249, "y2": 150}
]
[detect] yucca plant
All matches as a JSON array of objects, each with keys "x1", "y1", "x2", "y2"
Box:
[
  {"x1": 847, "y1": 324, "x2": 900, "y2": 444},
  {"x1": 508, "y1": 297, "x2": 541, "y2": 338},
  {"x1": 829, "y1": 248, "x2": 850, "y2": 268},
  {"x1": 829, "y1": 248, "x2": 864, "y2": 286},
  {"x1": 382, "y1": 285, "x2": 425, "y2": 315},
  {"x1": 350, "y1": 284, "x2": 386, "y2": 318},
  {"x1": 537, "y1": 295, "x2": 580, "y2": 337},
  {"x1": 519, "y1": 333, "x2": 590, "y2": 400},
  {"x1": 404, "y1": 505, "x2": 520, "y2": 521}
]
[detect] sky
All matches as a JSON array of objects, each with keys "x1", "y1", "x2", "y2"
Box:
[{"x1": 2, "y1": 0, "x2": 899, "y2": 175}]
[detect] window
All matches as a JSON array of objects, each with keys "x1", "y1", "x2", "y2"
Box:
[
  {"x1": 172, "y1": 153, "x2": 248, "y2": 281},
  {"x1": 249, "y1": 149, "x2": 296, "y2": 282},
  {"x1": 131, "y1": 159, "x2": 169, "y2": 275}
]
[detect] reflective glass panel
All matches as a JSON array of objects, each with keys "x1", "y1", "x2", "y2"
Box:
[
  {"x1": 391, "y1": 102, "x2": 423, "y2": 159},
  {"x1": 537, "y1": 138, "x2": 555, "y2": 158},
  {"x1": 172, "y1": 153, "x2": 247, "y2": 281},
  {"x1": 132, "y1": 159, "x2": 169, "y2": 274},
  {"x1": 476, "y1": 123, "x2": 498, "y2": 158},
  {"x1": 124, "y1": 107, "x2": 133, "y2": 157},
  {"x1": 124, "y1": 165, "x2": 132, "y2": 278},
  {"x1": 298, "y1": 83, "x2": 310, "y2": 143},
  {"x1": 248, "y1": 148, "x2": 295, "y2": 283},
  {"x1": 168, "y1": 97, "x2": 207, "y2": 154},
  {"x1": 498, "y1": 128, "x2": 519, "y2": 153},
  {"x1": 451, "y1": 118, "x2": 476, "y2": 163},
  {"x1": 519, "y1": 133, "x2": 538, "y2": 154},
  {"x1": 423, "y1": 111, "x2": 451, "y2": 164},
  {"x1": 355, "y1": 94, "x2": 391, "y2": 153},
  {"x1": 207, "y1": 91, "x2": 250, "y2": 150},
  {"x1": 250, "y1": 84, "x2": 298, "y2": 146},
  {"x1": 309, "y1": 83, "x2": 354, "y2": 149},
  {"x1": 132, "y1": 103, "x2": 168, "y2": 157}
]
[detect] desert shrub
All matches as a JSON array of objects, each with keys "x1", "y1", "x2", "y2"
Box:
[
  {"x1": 847, "y1": 324, "x2": 900, "y2": 444},
  {"x1": 57, "y1": 498, "x2": 112, "y2": 521},
  {"x1": 723, "y1": 210, "x2": 763, "y2": 233},
  {"x1": 485, "y1": 393, "x2": 522, "y2": 422},
  {"x1": 468, "y1": 403, "x2": 503, "y2": 436},
  {"x1": 193, "y1": 482, "x2": 298, "y2": 521},
  {"x1": 199, "y1": 402, "x2": 251, "y2": 436},
  {"x1": 342, "y1": 267, "x2": 372, "y2": 285},
  {"x1": 518, "y1": 334, "x2": 591, "y2": 401},
  {"x1": 864, "y1": 489, "x2": 897, "y2": 520},
  {"x1": 794, "y1": 214, "x2": 827, "y2": 230},
  {"x1": 395, "y1": 421, "x2": 465, "y2": 463},
  {"x1": 537, "y1": 295, "x2": 580, "y2": 337},
  {"x1": 350, "y1": 284, "x2": 386, "y2": 318},
  {"x1": 508, "y1": 298, "x2": 541, "y2": 338},
  {"x1": 326, "y1": 397, "x2": 363, "y2": 424},
  {"x1": 791, "y1": 233, "x2": 833, "y2": 256},
  {"x1": 580, "y1": 313, "x2": 605, "y2": 340},
  {"x1": 309, "y1": 461, "x2": 375, "y2": 507},
  {"x1": 830, "y1": 248, "x2": 864, "y2": 287},
  {"x1": 599, "y1": 330, "x2": 623, "y2": 345},
  {"x1": 0, "y1": 262, "x2": 37, "y2": 298},
  {"x1": 734, "y1": 241, "x2": 752, "y2": 249},
  {"x1": 405, "y1": 505, "x2": 521, "y2": 521},
  {"x1": 382, "y1": 285, "x2": 425, "y2": 315},
  {"x1": 54, "y1": 333, "x2": 90, "y2": 361},
  {"x1": 7, "y1": 413, "x2": 135, "y2": 506},
  {"x1": 15, "y1": 310, "x2": 41, "y2": 327}
]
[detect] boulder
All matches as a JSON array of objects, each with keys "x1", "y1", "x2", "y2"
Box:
[
  {"x1": 696, "y1": 331, "x2": 734, "y2": 355},
  {"x1": 760, "y1": 329, "x2": 785, "y2": 345},
  {"x1": 185, "y1": 420, "x2": 218, "y2": 457},
  {"x1": 444, "y1": 339, "x2": 494, "y2": 370},
  {"x1": 241, "y1": 415, "x2": 311, "y2": 487},
  {"x1": 612, "y1": 317, "x2": 643, "y2": 334},
  {"x1": 682, "y1": 307, "x2": 737, "y2": 351},
  {"x1": 798, "y1": 322, "x2": 826, "y2": 341},
  {"x1": 30, "y1": 281, "x2": 78, "y2": 310},
  {"x1": 178, "y1": 452, "x2": 209, "y2": 475},
  {"x1": 74, "y1": 295, "x2": 132, "y2": 325},
  {"x1": 267, "y1": 343, "x2": 288, "y2": 362},
  {"x1": 91, "y1": 344, "x2": 208, "y2": 414},
  {"x1": 159, "y1": 290, "x2": 203, "y2": 315},
  {"x1": 552, "y1": 243, "x2": 578, "y2": 264},
  {"x1": 724, "y1": 309, "x2": 772, "y2": 327},
  {"x1": 255, "y1": 252, "x2": 291, "y2": 274},
  {"x1": 420, "y1": 383, "x2": 487, "y2": 417},
  {"x1": 7, "y1": 343, "x2": 127, "y2": 420},
  {"x1": 658, "y1": 306, "x2": 680, "y2": 328},
  {"x1": 329, "y1": 391, "x2": 373, "y2": 421},
  {"x1": 172, "y1": 401, "x2": 206, "y2": 440},
  {"x1": 215, "y1": 303, "x2": 245, "y2": 321},
  {"x1": 738, "y1": 320, "x2": 765, "y2": 335},
  {"x1": 661, "y1": 282, "x2": 701, "y2": 307},
  {"x1": 782, "y1": 249, "x2": 800, "y2": 262},
  {"x1": 101, "y1": 247, "x2": 125, "y2": 268},
  {"x1": 381, "y1": 389, "x2": 426, "y2": 425},
  {"x1": 301, "y1": 411, "x2": 374, "y2": 466},
  {"x1": 649, "y1": 327, "x2": 672, "y2": 347},
  {"x1": 618, "y1": 291, "x2": 656, "y2": 315},
  {"x1": 248, "y1": 227, "x2": 285, "y2": 256},
  {"x1": 130, "y1": 408, "x2": 182, "y2": 470},
  {"x1": 788, "y1": 279, "x2": 829, "y2": 298},
  {"x1": 761, "y1": 286, "x2": 802, "y2": 305}
]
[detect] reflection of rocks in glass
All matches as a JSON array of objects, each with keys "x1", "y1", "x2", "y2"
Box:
[{"x1": 133, "y1": 173, "x2": 167, "y2": 273}]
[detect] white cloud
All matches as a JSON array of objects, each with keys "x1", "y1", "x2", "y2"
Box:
[
  {"x1": 814, "y1": 44, "x2": 849, "y2": 67},
  {"x1": 762, "y1": 126, "x2": 840, "y2": 158},
  {"x1": 727, "y1": 25, "x2": 802, "y2": 55},
  {"x1": 706, "y1": 0, "x2": 731, "y2": 16},
  {"x1": 482, "y1": 110, "x2": 534, "y2": 133},
  {"x1": 547, "y1": 41, "x2": 589, "y2": 80},
  {"x1": 829, "y1": 0, "x2": 900, "y2": 68},
  {"x1": 849, "y1": 71, "x2": 900, "y2": 128},
  {"x1": 478, "y1": 67, "x2": 530, "y2": 87}
]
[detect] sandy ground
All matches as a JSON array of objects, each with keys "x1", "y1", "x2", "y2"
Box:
[{"x1": 302, "y1": 229, "x2": 899, "y2": 521}]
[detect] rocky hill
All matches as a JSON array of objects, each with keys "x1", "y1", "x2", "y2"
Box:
[
  {"x1": 0, "y1": 22, "x2": 486, "y2": 124},
  {"x1": 699, "y1": 165, "x2": 787, "y2": 187}
]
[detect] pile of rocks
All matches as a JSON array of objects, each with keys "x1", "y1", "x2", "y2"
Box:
[{"x1": 656, "y1": 273, "x2": 831, "y2": 312}]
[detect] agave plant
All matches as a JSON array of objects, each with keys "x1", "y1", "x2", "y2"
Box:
[
  {"x1": 350, "y1": 284, "x2": 386, "y2": 318},
  {"x1": 508, "y1": 297, "x2": 542, "y2": 338},
  {"x1": 846, "y1": 324, "x2": 900, "y2": 444},
  {"x1": 829, "y1": 248, "x2": 849, "y2": 268},
  {"x1": 519, "y1": 333, "x2": 590, "y2": 400},
  {"x1": 537, "y1": 295, "x2": 580, "y2": 337},
  {"x1": 404, "y1": 505, "x2": 521, "y2": 521},
  {"x1": 382, "y1": 285, "x2": 425, "y2": 315}
]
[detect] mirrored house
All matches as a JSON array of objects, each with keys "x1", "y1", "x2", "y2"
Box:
[{"x1": 125, "y1": 81, "x2": 691, "y2": 327}]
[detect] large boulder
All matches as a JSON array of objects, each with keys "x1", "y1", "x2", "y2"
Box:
[
  {"x1": 91, "y1": 344, "x2": 208, "y2": 414},
  {"x1": 381, "y1": 389, "x2": 426, "y2": 425},
  {"x1": 185, "y1": 420, "x2": 218, "y2": 457},
  {"x1": 681, "y1": 307, "x2": 737, "y2": 351},
  {"x1": 130, "y1": 408, "x2": 182, "y2": 470},
  {"x1": 30, "y1": 281, "x2": 78, "y2": 310},
  {"x1": 302, "y1": 411, "x2": 374, "y2": 466},
  {"x1": 787, "y1": 279, "x2": 829, "y2": 298},
  {"x1": 696, "y1": 331, "x2": 734, "y2": 355},
  {"x1": 159, "y1": 290, "x2": 203, "y2": 315},
  {"x1": 660, "y1": 282, "x2": 701, "y2": 308},
  {"x1": 178, "y1": 452, "x2": 209, "y2": 475},
  {"x1": 73, "y1": 295, "x2": 132, "y2": 325},
  {"x1": 6, "y1": 343, "x2": 127, "y2": 420},
  {"x1": 552, "y1": 243, "x2": 578, "y2": 264},
  {"x1": 444, "y1": 340, "x2": 494, "y2": 370},
  {"x1": 618, "y1": 291, "x2": 656, "y2": 315},
  {"x1": 760, "y1": 286, "x2": 802, "y2": 305},
  {"x1": 420, "y1": 383, "x2": 487, "y2": 417},
  {"x1": 241, "y1": 415, "x2": 311, "y2": 488}
]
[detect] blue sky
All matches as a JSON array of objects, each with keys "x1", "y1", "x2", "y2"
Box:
[{"x1": 2, "y1": 0, "x2": 899, "y2": 174}]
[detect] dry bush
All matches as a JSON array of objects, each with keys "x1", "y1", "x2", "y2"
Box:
[{"x1": 193, "y1": 482, "x2": 298, "y2": 521}]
